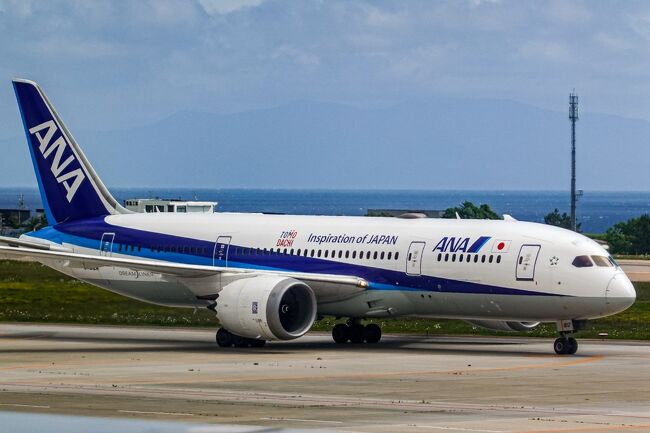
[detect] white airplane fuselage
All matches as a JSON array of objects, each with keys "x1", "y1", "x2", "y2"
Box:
[{"x1": 25, "y1": 211, "x2": 635, "y2": 322}]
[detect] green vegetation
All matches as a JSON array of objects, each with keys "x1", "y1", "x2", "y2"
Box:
[
  {"x1": 0, "y1": 260, "x2": 216, "y2": 326},
  {"x1": 604, "y1": 214, "x2": 650, "y2": 255},
  {"x1": 544, "y1": 208, "x2": 582, "y2": 232},
  {"x1": 1, "y1": 260, "x2": 648, "y2": 339},
  {"x1": 443, "y1": 201, "x2": 500, "y2": 220}
]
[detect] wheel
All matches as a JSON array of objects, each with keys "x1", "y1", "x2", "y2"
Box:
[
  {"x1": 249, "y1": 338, "x2": 266, "y2": 348},
  {"x1": 332, "y1": 323, "x2": 349, "y2": 344},
  {"x1": 567, "y1": 337, "x2": 578, "y2": 355},
  {"x1": 364, "y1": 323, "x2": 382, "y2": 344},
  {"x1": 554, "y1": 337, "x2": 570, "y2": 355},
  {"x1": 232, "y1": 334, "x2": 249, "y2": 348},
  {"x1": 349, "y1": 324, "x2": 365, "y2": 344},
  {"x1": 216, "y1": 328, "x2": 233, "y2": 347}
]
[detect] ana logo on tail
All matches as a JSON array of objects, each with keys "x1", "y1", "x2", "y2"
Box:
[{"x1": 29, "y1": 120, "x2": 86, "y2": 202}]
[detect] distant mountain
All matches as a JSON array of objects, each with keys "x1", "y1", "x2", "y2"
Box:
[{"x1": 1, "y1": 97, "x2": 648, "y2": 190}]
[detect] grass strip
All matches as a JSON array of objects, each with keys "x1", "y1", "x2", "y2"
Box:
[{"x1": 0, "y1": 260, "x2": 647, "y2": 339}]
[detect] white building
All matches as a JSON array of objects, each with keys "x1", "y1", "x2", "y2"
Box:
[{"x1": 123, "y1": 198, "x2": 217, "y2": 214}]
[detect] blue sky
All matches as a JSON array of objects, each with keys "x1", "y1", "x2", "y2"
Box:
[{"x1": 1, "y1": 1, "x2": 649, "y2": 189}]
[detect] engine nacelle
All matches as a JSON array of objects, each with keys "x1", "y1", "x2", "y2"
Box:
[
  {"x1": 215, "y1": 275, "x2": 317, "y2": 341},
  {"x1": 465, "y1": 320, "x2": 540, "y2": 332}
]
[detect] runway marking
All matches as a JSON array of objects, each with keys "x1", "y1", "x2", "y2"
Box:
[
  {"x1": 118, "y1": 410, "x2": 194, "y2": 416},
  {"x1": 261, "y1": 417, "x2": 343, "y2": 424},
  {"x1": 0, "y1": 403, "x2": 50, "y2": 409}
]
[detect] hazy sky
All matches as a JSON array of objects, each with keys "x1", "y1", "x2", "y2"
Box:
[
  {"x1": 1, "y1": 0, "x2": 650, "y2": 132},
  {"x1": 1, "y1": 1, "x2": 649, "y2": 190}
]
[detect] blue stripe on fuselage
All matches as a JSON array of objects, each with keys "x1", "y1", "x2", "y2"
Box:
[
  {"x1": 467, "y1": 236, "x2": 491, "y2": 253},
  {"x1": 29, "y1": 218, "x2": 563, "y2": 297}
]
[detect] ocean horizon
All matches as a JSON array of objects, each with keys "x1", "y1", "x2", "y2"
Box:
[{"x1": 1, "y1": 187, "x2": 649, "y2": 234}]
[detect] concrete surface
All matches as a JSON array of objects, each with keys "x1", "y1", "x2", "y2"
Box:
[
  {"x1": 619, "y1": 259, "x2": 650, "y2": 282},
  {"x1": 1, "y1": 324, "x2": 650, "y2": 432}
]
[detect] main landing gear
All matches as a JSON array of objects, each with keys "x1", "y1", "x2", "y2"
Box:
[
  {"x1": 331, "y1": 320, "x2": 382, "y2": 344},
  {"x1": 216, "y1": 328, "x2": 266, "y2": 348}
]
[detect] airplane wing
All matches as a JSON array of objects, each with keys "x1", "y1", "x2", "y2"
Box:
[
  {"x1": 0, "y1": 245, "x2": 369, "y2": 291},
  {"x1": 0, "y1": 235, "x2": 72, "y2": 251}
]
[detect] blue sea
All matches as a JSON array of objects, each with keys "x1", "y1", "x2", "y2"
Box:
[{"x1": 1, "y1": 187, "x2": 649, "y2": 234}]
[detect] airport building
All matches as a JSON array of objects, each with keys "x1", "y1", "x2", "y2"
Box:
[{"x1": 123, "y1": 198, "x2": 217, "y2": 214}]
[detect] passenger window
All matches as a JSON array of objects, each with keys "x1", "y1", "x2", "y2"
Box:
[
  {"x1": 296, "y1": 249, "x2": 301, "y2": 256},
  {"x1": 345, "y1": 250, "x2": 350, "y2": 259},
  {"x1": 466, "y1": 254, "x2": 471, "y2": 263},
  {"x1": 458, "y1": 254, "x2": 463, "y2": 262},
  {"x1": 445, "y1": 253, "x2": 449, "y2": 262},
  {"x1": 380, "y1": 252, "x2": 385, "y2": 260},
  {"x1": 324, "y1": 250, "x2": 329, "y2": 258},
  {"x1": 283, "y1": 248, "x2": 288, "y2": 255},
  {"x1": 395, "y1": 252, "x2": 399, "y2": 260},
  {"x1": 373, "y1": 251, "x2": 378, "y2": 260},
  {"x1": 352, "y1": 251, "x2": 357, "y2": 259},
  {"x1": 317, "y1": 250, "x2": 322, "y2": 257},
  {"x1": 481, "y1": 255, "x2": 486, "y2": 263},
  {"x1": 452, "y1": 253, "x2": 456, "y2": 262},
  {"x1": 366, "y1": 251, "x2": 371, "y2": 259},
  {"x1": 474, "y1": 255, "x2": 478, "y2": 263},
  {"x1": 572, "y1": 255, "x2": 593, "y2": 268},
  {"x1": 496, "y1": 255, "x2": 501, "y2": 263},
  {"x1": 338, "y1": 250, "x2": 343, "y2": 259},
  {"x1": 387, "y1": 252, "x2": 392, "y2": 260},
  {"x1": 489, "y1": 255, "x2": 493, "y2": 263},
  {"x1": 591, "y1": 255, "x2": 613, "y2": 267}
]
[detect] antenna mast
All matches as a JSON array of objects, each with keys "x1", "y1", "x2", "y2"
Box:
[{"x1": 569, "y1": 91, "x2": 579, "y2": 232}]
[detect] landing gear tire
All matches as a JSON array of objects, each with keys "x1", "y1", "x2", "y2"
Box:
[
  {"x1": 364, "y1": 323, "x2": 382, "y2": 344},
  {"x1": 249, "y1": 338, "x2": 266, "y2": 348},
  {"x1": 332, "y1": 323, "x2": 350, "y2": 344},
  {"x1": 349, "y1": 324, "x2": 366, "y2": 344},
  {"x1": 554, "y1": 337, "x2": 578, "y2": 355},
  {"x1": 567, "y1": 337, "x2": 578, "y2": 355},
  {"x1": 216, "y1": 328, "x2": 233, "y2": 347},
  {"x1": 216, "y1": 328, "x2": 266, "y2": 348}
]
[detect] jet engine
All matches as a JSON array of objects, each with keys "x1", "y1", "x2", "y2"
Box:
[
  {"x1": 465, "y1": 320, "x2": 540, "y2": 332},
  {"x1": 215, "y1": 275, "x2": 317, "y2": 340}
]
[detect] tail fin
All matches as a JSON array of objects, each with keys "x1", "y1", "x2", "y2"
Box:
[{"x1": 12, "y1": 79, "x2": 129, "y2": 225}]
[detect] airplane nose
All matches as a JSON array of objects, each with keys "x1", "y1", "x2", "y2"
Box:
[{"x1": 605, "y1": 273, "x2": 636, "y2": 314}]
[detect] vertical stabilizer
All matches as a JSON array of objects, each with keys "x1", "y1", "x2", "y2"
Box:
[{"x1": 12, "y1": 79, "x2": 129, "y2": 225}]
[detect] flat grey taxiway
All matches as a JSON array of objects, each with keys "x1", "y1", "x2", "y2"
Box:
[{"x1": 1, "y1": 323, "x2": 649, "y2": 433}]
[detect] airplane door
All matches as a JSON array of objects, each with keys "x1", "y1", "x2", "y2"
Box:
[
  {"x1": 406, "y1": 241, "x2": 426, "y2": 276},
  {"x1": 516, "y1": 244, "x2": 541, "y2": 281},
  {"x1": 213, "y1": 236, "x2": 232, "y2": 266},
  {"x1": 100, "y1": 233, "x2": 115, "y2": 257}
]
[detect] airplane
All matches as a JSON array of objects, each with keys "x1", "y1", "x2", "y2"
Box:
[{"x1": 0, "y1": 79, "x2": 636, "y2": 355}]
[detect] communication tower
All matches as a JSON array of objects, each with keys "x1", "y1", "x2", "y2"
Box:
[{"x1": 569, "y1": 91, "x2": 579, "y2": 231}]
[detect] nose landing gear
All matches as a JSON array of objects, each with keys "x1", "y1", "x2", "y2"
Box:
[
  {"x1": 331, "y1": 319, "x2": 382, "y2": 344},
  {"x1": 553, "y1": 335, "x2": 578, "y2": 355},
  {"x1": 553, "y1": 319, "x2": 587, "y2": 355}
]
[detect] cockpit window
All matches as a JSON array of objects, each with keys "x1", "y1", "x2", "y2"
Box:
[
  {"x1": 591, "y1": 255, "x2": 613, "y2": 267},
  {"x1": 572, "y1": 255, "x2": 593, "y2": 268},
  {"x1": 608, "y1": 256, "x2": 619, "y2": 267}
]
